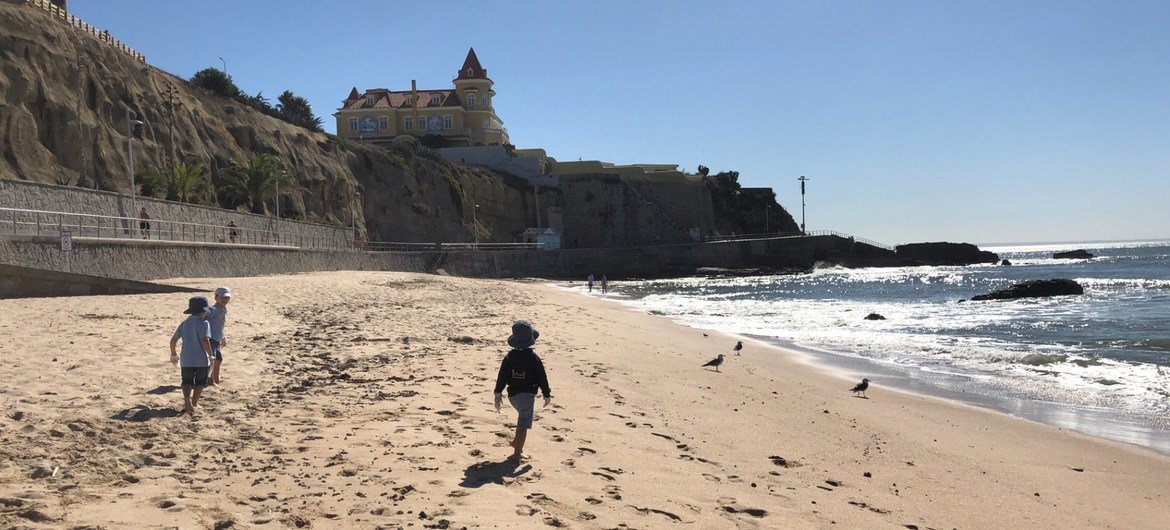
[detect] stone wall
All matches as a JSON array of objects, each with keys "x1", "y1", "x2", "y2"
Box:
[
  {"x1": 0, "y1": 262, "x2": 200, "y2": 298},
  {"x1": 557, "y1": 174, "x2": 715, "y2": 249},
  {"x1": 0, "y1": 236, "x2": 433, "y2": 281},
  {"x1": 437, "y1": 146, "x2": 558, "y2": 188},
  {"x1": 0, "y1": 179, "x2": 353, "y2": 241}
]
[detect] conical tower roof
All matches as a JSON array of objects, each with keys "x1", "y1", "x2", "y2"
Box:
[{"x1": 455, "y1": 48, "x2": 489, "y2": 81}]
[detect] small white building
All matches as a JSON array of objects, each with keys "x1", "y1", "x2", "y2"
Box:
[{"x1": 520, "y1": 227, "x2": 562, "y2": 250}]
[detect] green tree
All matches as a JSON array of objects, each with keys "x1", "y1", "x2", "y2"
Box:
[
  {"x1": 171, "y1": 161, "x2": 212, "y2": 204},
  {"x1": 221, "y1": 153, "x2": 301, "y2": 215},
  {"x1": 276, "y1": 90, "x2": 324, "y2": 132},
  {"x1": 190, "y1": 68, "x2": 241, "y2": 99}
]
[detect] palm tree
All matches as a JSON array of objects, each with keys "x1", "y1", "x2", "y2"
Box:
[
  {"x1": 171, "y1": 161, "x2": 212, "y2": 204},
  {"x1": 221, "y1": 153, "x2": 301, "y2": 215}
]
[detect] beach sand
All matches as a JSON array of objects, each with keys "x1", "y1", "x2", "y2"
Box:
[{"x1": 1, "y1": 270, "x2": 1168, "y2": 529}]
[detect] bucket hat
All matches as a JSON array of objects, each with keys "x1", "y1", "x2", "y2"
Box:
[
  {"x1": 507, "y1": 320, "x2": 540, "y2": 349},
  {"x1": 183, "y1": 296, "x2": 212, "y2": 315}
]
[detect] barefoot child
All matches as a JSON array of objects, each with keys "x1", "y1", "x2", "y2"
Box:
[
  {"x1": 207, "y1": 287, "x2": 231, "y2": 386},
  {"x1": 170, "y1": 297, "x2": 214, "y2": 413},
  {"x1": 493, "y1": 320, "x2": 552, "y2": 461}
]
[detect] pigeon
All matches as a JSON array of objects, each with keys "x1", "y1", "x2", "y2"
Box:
[
  {"x1": 850, "y1": 378, "x2": 870, "y2": 398},
  {"x1": 733, "y1": 341, "x2": 743, "y2": 355},
  {"x1": 702, "y1": 354, "x2": 725, "y2": 372}
]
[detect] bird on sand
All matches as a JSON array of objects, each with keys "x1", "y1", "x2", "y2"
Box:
[
  {"x1": 702, "y1": 354, "x2": 725, "y2": 372},
  {"x1": 733, "y1": 341, "x2": 744, "y2": 355},
  {"x1": 850, "y1": 378, "x2": 870, "y2": 398}
]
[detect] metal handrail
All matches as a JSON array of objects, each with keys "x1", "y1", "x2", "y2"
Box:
[
  {"x1": 703, "y1": 230, "x2": 894, "y2": 251},
  {"x1": 0, "y1": 207, "x2": 549, "y2": 252},
  {"x1": 0, "y1": 207, "x2": 353, "y2": 251}
]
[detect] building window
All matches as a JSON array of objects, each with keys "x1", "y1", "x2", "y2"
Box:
[
  {"x1": 378, "y1": 116, "x2": 388, "y2": 130},
  {"x1": 482, "y1": 119, "x2": 489, "y2": 129},
  {"x1": 466, "y1": 67, "x2": 474, "y2": 76},
  {"x1": 365, "y1": 95, "x2": 375, "y2": 106},
  {"x1": 348, "y1": 117, "x2": 358, "y2": 131},
  {"x1": 466, "y1": 93, "x2": 476, "y2": 106},
  {"x1": 443, "y1": 115, "x2": 453, "y2": 129},
  {"x1": 404, "y1": 117, "x2": 413, "y2": 131},
  {"x1": 483, "y1": 95, "x2": 490, "y2": 107},
  {"x1": 431, "y1": 93, "x2": 443, "y2": 106}
]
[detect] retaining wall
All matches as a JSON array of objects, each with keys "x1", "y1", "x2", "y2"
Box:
[
  {"x1": 0, "y1": 179, "x2": 352, "y2": 241},
  {"x1": 0, "y1": 237, "x2": 433, "y2": 282}
]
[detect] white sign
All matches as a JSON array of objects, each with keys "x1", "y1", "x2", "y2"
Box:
[{"x1": 59, "y1": 229, "x2": 73, "y2": 252}]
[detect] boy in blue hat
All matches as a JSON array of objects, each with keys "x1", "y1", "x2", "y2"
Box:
[
  {"x1": 207, "y1": 286, "x2": 231, "y2": 386},
  {"x1": 493, "y1": 320, "x2": 552, "y2": 461},
  {"x1": 170, "y1": 297, "x2": 214, "y2": 414}
]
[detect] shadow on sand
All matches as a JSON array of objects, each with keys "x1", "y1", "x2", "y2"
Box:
[
  {"x1": 111, "y1": 405, "x2": 180, "y2": 422},
  {"x1": 458, "y1": 459, "x2": 532, "y2": 488},
  {"x1": 145, "y1": 385, "x2": 181, "y2": 395}
]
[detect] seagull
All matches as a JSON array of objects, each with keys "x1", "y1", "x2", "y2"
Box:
[
  {"x1": 850, "y1": 378, "x2": 870, "y2": 398},
  {"x1": 733, "y1": 341, "x2": 743, "y2": 355},
  {"x1": 702, "y1": 354, "x2": 725, "y2": 372}
]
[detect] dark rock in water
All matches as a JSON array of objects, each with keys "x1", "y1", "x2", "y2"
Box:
[
  {"x1": 1053, "y1": 249, "x2": 1094, "y2": 259},
  {"x1": 895, "y1": 242, "x2": 1000, "y2": 266},
  {"x1": 971, "y1": 279, "x2": 1084, "y2": 301},
  {"x1": 864, "y1": 313, "x2": 886, "y2": 320},
  {"x1": 1001, "y1": 259, "x2": 1012, "y2": 266}
]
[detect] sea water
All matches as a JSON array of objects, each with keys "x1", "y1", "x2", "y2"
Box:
[{"x1": 590, "y1": 240, "x2": 1170, "y2": 453}]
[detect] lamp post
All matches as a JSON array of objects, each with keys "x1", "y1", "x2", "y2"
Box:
[
  {"x1": 219, "y1": 57, "x2": 227, "y2": 77},
  {"x1": 798, "y1": 175, "x2": 810, "y2": 234},
  {"x1": 765, "y1": 203, "x2": 770, "y2": 234},
  {"x1": 125, "y1": 108, "x2": 144, "y2": 215},
  {"x1": 473, "y1": 203, "x2": 480, "y2": 248}
]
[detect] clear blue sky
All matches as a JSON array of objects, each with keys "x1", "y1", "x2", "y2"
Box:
[{"x1": 71, "y1": 0, "x2": 1170, "y2": 245}]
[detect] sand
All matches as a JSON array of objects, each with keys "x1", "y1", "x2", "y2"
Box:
[{"x1": 1, "y1": 270, "x2": 1169, "y2": 529}]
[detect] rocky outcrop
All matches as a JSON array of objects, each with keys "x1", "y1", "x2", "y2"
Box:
[
  {"x1": 864, "y1": 313, "x2": 886, "y2": 320},
  {"x1": 0, "y1": 1, "x2": 531, "y2": 244},
  {"x1": 894, "y1": 242, "x2": 999, "y2": 266},
  {"x1": 1053, "y1": 249, "x2": 1094, "y2": 259},
  {"x1": 971, "y1": 279, "x2": 1084, "y2": 301}
]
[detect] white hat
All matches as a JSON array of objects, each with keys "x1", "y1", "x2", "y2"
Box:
[{"x1": 214, "y1": 286, "x2": 232, "y2": 298}]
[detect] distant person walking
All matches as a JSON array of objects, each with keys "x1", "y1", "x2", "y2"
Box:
[
  {"x1": 587, "y1": 274, "x2": 595, "y2": 293},
  {"x1": 494, "y1": 320, "x2": 552, "y2": 462},
  {"x1": 207, "y1": 287, "x2": 232, "y2": 386},
  {"x1": 138, "y1": 208, "x2": 151, "y2": 239},
  {"x1": 601, "y1": 275, "x2": 608, "y2": 294},
  {"x1": 170, "y1": 297, "x2": 214, "y2": 414},
  {"x1": 227, "y1": 220, "x2": 238, "y2": 244}
]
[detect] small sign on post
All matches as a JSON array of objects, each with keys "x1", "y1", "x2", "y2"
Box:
[{"x1": 59, "y1": 229, "x2": 73, "y2": 252}]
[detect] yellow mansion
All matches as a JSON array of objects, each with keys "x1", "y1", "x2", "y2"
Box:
[{"x1": 334, "y1": 48, "x2": 509, "y2": 147}]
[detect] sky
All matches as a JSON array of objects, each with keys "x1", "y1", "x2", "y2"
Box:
[{"x1": 69, "y1": 0, "x2": 1170, "y2": 245}]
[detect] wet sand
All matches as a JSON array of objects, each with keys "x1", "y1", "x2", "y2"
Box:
[{"x1": 2, "y1": 271, "x2": 1169, "y2": 529}]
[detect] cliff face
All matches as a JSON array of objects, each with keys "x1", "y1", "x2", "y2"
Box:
[{"x1": 0, "y1": 1, "x2": 531, "y2": 243}]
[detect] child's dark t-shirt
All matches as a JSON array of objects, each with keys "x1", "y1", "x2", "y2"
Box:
[{"x1": 494, "y1": 348, "x2": 551, "y2": 397}]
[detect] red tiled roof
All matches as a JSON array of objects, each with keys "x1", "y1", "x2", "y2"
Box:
[
  {"x1": 455, "y1": 47, "x2": 489, "y2": 81},
  {"x1": 342, "y1": 88, "x2": 461, "y2": 110}
]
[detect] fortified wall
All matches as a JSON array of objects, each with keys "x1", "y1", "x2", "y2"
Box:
[{"x1": 556, "y1": 173, "x2": 715, "y2": 248}]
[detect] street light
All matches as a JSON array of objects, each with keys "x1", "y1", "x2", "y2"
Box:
[
  {"x1": 219, "y1": 57, "x2": 227, "y2": 77},
  {"x1": 798, "y1": 175, "x2": 810, "y2": 234},
  {"x1": 126, "y1": 108, "x2": 144, "y2": 215},
  {"x1": 472, "y1": 203, "x2": 480, "y2": 248}
]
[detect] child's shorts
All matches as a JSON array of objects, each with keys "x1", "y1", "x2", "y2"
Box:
[
  {"x1": 508, "y1": 392, "x2": 536, "y2": 429},
  {"x1": 181, "y1": 366, "x2": 210, "y2": 388},
  {"x1": 210, "y1": 339, "x2": 223, "y2": 361}
]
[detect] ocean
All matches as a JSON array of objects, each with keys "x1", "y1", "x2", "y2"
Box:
[{"x1": 584, "y1": 240, "x2": 1170, "y2": 454}]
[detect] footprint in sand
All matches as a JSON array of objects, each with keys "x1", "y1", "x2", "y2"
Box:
[
  {"x1": 572, "y1": 447, "x2": 597, "y2": 457},
  {"x1": 591, "y1": 471, "x2": 616, "y2": 481},
  {"x1": 561, "y1": 459, "x2": 576, "y2": 468},
  {"x1": 703, "y1": 473, "x2": 721, "y2": 482},
  {"x1": 516, "y1": 504, "x2": 538, "y2": 516},
  {"x1": 603, "y1": 485, "x2": 623, "y2": 500},
  {"x1": 585, "y1": 497, "x2": 603, "y2": 505}
]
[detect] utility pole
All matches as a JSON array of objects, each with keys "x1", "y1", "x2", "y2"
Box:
[
  {"x1": 798, "y1": 175, "x2": 810, "y2": 234},
  {"x1": 473, "y1": 203, "x2": 480, "y2": 248},
  {"x1": 219, "y1": 57, "x2": 227, "y2": 77}
]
